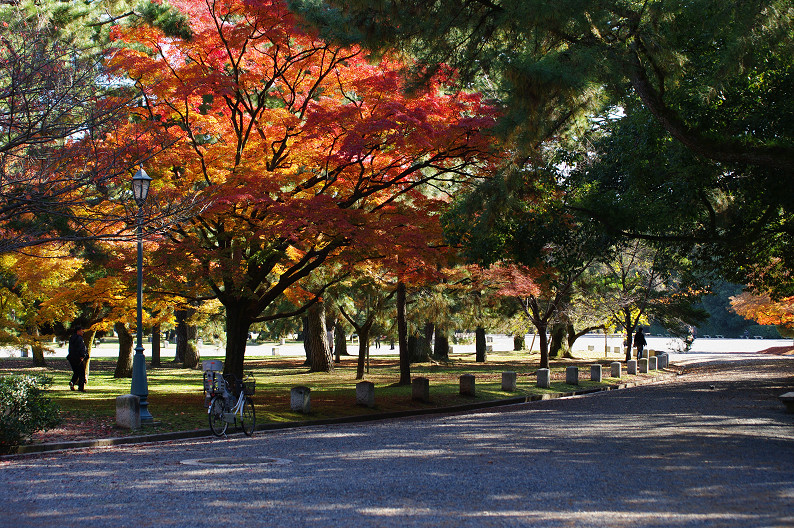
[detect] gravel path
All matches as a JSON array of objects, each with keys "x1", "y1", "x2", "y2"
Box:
[{"x1": 2, "y1": 357, "x2": 793, "y2": 527}]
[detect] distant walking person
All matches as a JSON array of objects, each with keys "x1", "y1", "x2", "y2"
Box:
[
  {"x1": 634, "y1": 328, "x2": 647, "y2": 360},
  {"x1": 67, "y1": 326, "x2": 89, "y2": 392}
]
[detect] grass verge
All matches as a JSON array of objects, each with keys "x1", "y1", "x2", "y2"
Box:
[{"x1": 0, "y1": 350, "x2": 672, "y2": 446}]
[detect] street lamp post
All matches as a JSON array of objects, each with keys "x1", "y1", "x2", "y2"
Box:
[{"x1": 131, "y1": 167, "x2": 153, "y2": 423}]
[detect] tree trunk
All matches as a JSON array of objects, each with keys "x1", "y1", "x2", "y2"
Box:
[
  {"x1": 29, "y1": 327, "x2": 46, "y2": 367},
  {"x1": 83, "y1": 328, "x2": 97, "y2": 382},
  {"x1": 174, "y1": 309, "x2": 187, "y2": 364},
  {"x1": 537, "y1": 322, "x2": 550, "y2": 369},
  {"x1": 423, "y1": 322, "x2": 434, "y2": 357},
  {"x1": 513, "y1": 333, "x2": 525, "y2": 351},
  {"x1": 302, "y1": 316, "x2": 311, "y2": 366},
  {"x1": 433, "y1": 325, "x2": 449, "y2": 360},
  {"x1": 224, "y1": 303, "x2": 252, "y2": 379},
  {"x1": 624, "y1": 311, "x2": 635, "y2": 362},
  {"x1": 549, "y1": 322, "x2": 566, "y2": 357},
  {"x1": 397, "y1": 281, "x2": 410, "y2": 385},
  {"x1": 151, "y1": 323, "x2": 161, "y2": 367},
  {"x1": 334, "y1": 323, "x2": 348, "y2": 357},
  {"x1": 475, "y1": 326, "x2": 487, "y2": 362},
  {"x1": 355, "y1": 322, "x2": 372, "y2": 380},
  {"x1": 184, "y1": 325, "x2": 200, "y2": 370},
  {"x1": 114, "y1": 322, "x2": 134, "y2": 378},
  {"x1": 308, "y1": 301, "x2": 333, "y2": 372}
]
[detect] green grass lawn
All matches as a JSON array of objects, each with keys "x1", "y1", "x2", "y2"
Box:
[{"x1": 0, "y1": 350, "x2": 669, "y2": 444}]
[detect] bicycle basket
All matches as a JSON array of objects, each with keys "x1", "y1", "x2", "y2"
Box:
[{"x1": 242, "y1": 376, "x2": 256, "y2": 396}]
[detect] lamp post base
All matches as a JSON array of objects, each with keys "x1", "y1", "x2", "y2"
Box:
[{"x1": 130, "y1": 348, "x2": 154, "y2": 423}]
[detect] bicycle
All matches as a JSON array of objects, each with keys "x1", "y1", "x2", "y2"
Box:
[{"x1": 207, "y1": 373, "x2": 256, "y2": 437}]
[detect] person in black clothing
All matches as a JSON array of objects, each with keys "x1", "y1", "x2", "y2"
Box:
[
  {"x1": 634, "y1": 327, "x2": 647, "y2": 360},
  {"x1": 67, "y1": 326, "x2": 89, "y2": 392}
]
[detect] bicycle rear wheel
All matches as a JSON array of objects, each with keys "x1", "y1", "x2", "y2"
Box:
[
  {"x1": 208, "y1": 396, "x2": 228, "y2": 437},
  {"x1": 241, "y1": 397, "x2": 256, "y2": 436}
]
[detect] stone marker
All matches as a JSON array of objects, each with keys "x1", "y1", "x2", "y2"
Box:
[
  {"x1": 502, "y1": 371, "x2": 517, "y2": 392},
  {"x1": 566, "y1": 366, "x2": 579, "y2": 385},
  {"x1": 412, "y1": 377, "x2": 430, "y2": 403},
  {"x1": 459, "y1": 374, "x2": 476, "y2": 396},
  {"x1": 590, "y1": 364, "x2": 602, "y2": 382},
  {"x1": 658, "y1": 353, "x2": 668, "y2": 369},
  {"x1": 649, "y1": 356, "x2": 658, "y2": 370},
  {"x1": 536, "y1": 368, "x2": 550, "y2": 388},
  {"x1": 356, "y1": 381, "x2": 375, "y2": 408},
  {"x1": 116, "y1": 394, "x2": 141, "y2": 429},
  {"x1": 290, "y1": 386, "x2": 311, "y2": 413},
  {"x1": 628, "y1": 359, "x2": 638, "y2": 375},
  {"x1": 639, "y1": 358, "x2": 648, "y2": 373},
  {"x1": 779, "y1": 392, "x2": 794, "y2": 413},
  {"x1": 611, "y1": 361, "x2": 622, "y2": 378}
]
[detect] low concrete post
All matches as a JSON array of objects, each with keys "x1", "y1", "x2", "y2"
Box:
[
  {"x1": 536, "y1": 368, "x2": 550, "y2": 388},
  {"x1": 566, "y1": 366, "x2": 579, "y2": 385},
  {"x1": 611, "y1": 361, "x2": 622, "y2": 378},
  {"x1": 590, "y1": 364, "x2": 602, "y2": 382},
  {"x1": 628, "y1": 359, "x2": 638, "y2": 375},
  {"x1": 659, "y1": 353, "x2": 668, "y2": 369},
  {"x1": 116, "y1": 394, "x2": 141, "y2": 429},
  {"x1": 412, "y1": 377, "x2": 430, "y2": 403},
  {"x1": 502, "y1": 371, "x2": 517, "y2": 392},
  {"x1": 779, "y1": 392, "x2": 794, "y2": 413},
  {"x1": 459, "y1": 374, "x2": 476, "y2": 396},
  {"x1": 639, "y1": 358, "x2": 649, "y2": 373},
  {"x1": 649, "y1": 356, "x2": 658, "y2": 370},
  {"x1": 356, "y1": 381, "x2": 375, "y2": 408},
  {"x1": 290, "y1": 386, "x2": 311, "y2": 413}
]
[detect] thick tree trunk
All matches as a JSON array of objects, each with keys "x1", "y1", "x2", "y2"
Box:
[
  {"x1": 334, "y1": 324, "x2": 348, "y2": 357},
  {"x1": 423, "y1": 322, "x2": 434, "y2": 357},
  {"x1": 308, "y1": 302, "x2": 333, "y2": 372},
  {"x1": 114, "y1": 322, "x2": 134, "y2": 378},
  {"x1": 224, "y1": 303, "x2": 252, "y2": 379},
  {"x1": 302, "y1": 316, "x2": 311, "y2": 366},
  {"x1": 537, "y1": 323, "x2": 550, "y2": 369},
  {"x1": 174, "y1": 309, "x2": 187, "y2": 364},
  {"x1": 151, "y1": 323, "x2": 161, "y2": 367},
  {"x1": 355, "y1": 322, "x2": 372, "y2": 380},
  {"x1": 433, "y1": 325, "x2": 449, "y2": 360},
  {"x1": 475, "y1": 326, "x2": 487, "y2": 362},
  {"x1": 397, "y1": 282, "x2": 410, "y2": 385},
  {"x1": 83, "y1": 328, "x2": 97, "y2": 382},
  {"x1": 176, "y1": 308, "x2": 200, "y2": 368},
  {"x1": 624, "y1": 311, "x2": 635, "y2": 362},
  {"x1": 29, "y1": 327, "x2": 46, "y2": 367},
  {"x1": 549, "y1": 322, "x2": 566, "y2": 357}
]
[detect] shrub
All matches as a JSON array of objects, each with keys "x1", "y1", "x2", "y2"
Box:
[{"x1": 0, "y1": 374, "x2": 61, "y2": 454}]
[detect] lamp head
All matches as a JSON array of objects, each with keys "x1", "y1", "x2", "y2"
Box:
[{"x1": 132, "y1": 167, "x2": 152, "y2": 206}]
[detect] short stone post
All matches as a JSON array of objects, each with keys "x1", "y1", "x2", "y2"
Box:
[
  {"x1": 566, "y1": 366, "x2": 579, "y2": 385},
  {"x1": 639, "y1": 358, "x2": 649, "y2": 373},
  {"x1": 590, "y1": 364, "x2": 602, "y2": 382},
  {"x1": 412, "y1": 377, "x2": 430, "y2": 403},
  {"x1": 611, "y1": 361, "x2": 622, "y2": 378},
  {"x1": 502, "y1": 371, "x2": 517, "y2": 392},
  {"x1": 116, "y1": 394, "x2": 141, "y2": 429},
  {"x1": 459, "y1": 374, "x2": 476, "y2": 396},
  {"x1": 627, "y1": 359, "x2": 638, "y2": 375},
  {"x1": 649, "y1": 356, "x2": 658, "y2": 370},
  {"x1": 356, "y1": 381, "x2": 375, "y2": 408},
  {"x1": 290, "y1": 386, "x2": 311, "y2": 413},
  {"x1": 659, "y1": 353, "x2": 668, "y2": 369},
  {"x1": 536, "y1": 368, "x2": 550, "y2": 388}
]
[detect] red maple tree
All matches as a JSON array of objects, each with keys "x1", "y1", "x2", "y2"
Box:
[{"x1": 107, "y1": 0, "x2": 497, "y2": 376}]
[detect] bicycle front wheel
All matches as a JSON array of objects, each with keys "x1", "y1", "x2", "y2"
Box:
[
  {"x1": 208, "y1": 396, "x2": 228, "y2": 437},
  {"x1": 241, "y1": 397, "x2": 256, "y2": 436}
]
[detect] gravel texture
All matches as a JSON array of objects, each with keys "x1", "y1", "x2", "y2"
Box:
[{"x1": 1, "y1": 356, "x2": 793, "y2": 528}]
